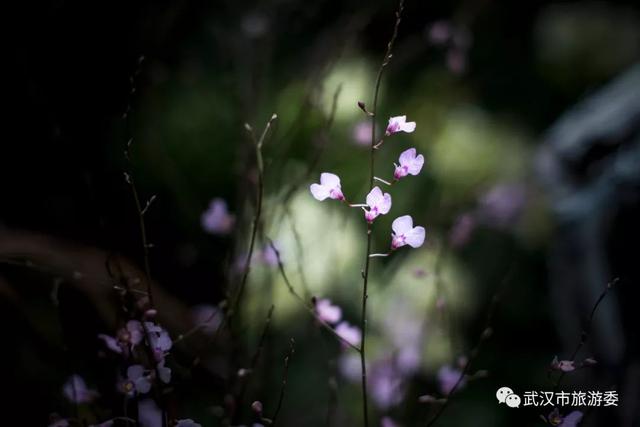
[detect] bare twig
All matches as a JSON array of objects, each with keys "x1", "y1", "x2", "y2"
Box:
[
  {"x1": 267, "y1": 239, "x2": 361, "y2": 352},
  {"x1": 271, "y1": 338, "x2": 296, "y2": 426},
  {"x1": 552, "y1": 277, "x2": 619, "y2": 391},
  {"x1": 228, "y1": 114, "x2": 278, "y2": 323},
  {"x1": 425, "y1": 265, "x2": 515, "y2": 426}
]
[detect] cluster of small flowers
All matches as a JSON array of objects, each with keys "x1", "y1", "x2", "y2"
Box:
[
  {"x1": 51, "y1": 310, "x2": 207, "y2": 427},
  {"x1": 310, "y1": 115, "x2": 426, "y2": 251}
]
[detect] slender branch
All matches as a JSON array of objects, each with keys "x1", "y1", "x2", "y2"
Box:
[
  {"x1": 359, "y1": 2, "x2": 405, "y2": 426},
  {"x1": 425, "y1": 265, "x2": 515, "y2": 427},
  {"x1": 271, "y1": 338, "x2": 296, "y2": 426},
  {"x1": 552, "y1": 277, "x2": 619, "y2": 391},
  {"x1": 228, "y1": 114, "x2": 278, "y2": 324},
  {"x1": 267, "y1": 239, "x2": 361, "y2": 352},
  {"x1": 236, "y1": 305, "x2": 276, "y2": 421}
]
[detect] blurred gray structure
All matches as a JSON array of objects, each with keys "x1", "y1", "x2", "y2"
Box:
[{"x1": 537, "y1": 63, "x2": 640, "y2": 425}]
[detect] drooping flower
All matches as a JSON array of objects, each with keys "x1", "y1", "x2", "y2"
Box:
[
  {"x1": 201, "y1": 198, "x2": 235, "y2": 235},
  {"x1": 364, "y1": 187, "x2": 392, "y2": 223},
  {"x1": 394, "y1": 148, "x2": 424, "y2": 179},
  {"x1": 391, "y1": 216, "x2": 426, "y2": 249},
  {"x1": 437, "y1": 365, "x2": 465, "y2": 395},
  {"x1": 315, "y1": 298, "x2": 342, "y2": 325},
  {"x1": 310, "y1": 173, "x2": 345, "y2": 201},
  {"x1": 62, "y1": 375, "x2": 98, "y2": 404},
  {"x1": 386, "y1": 116, "x2": 416, "y2": 136},
  {"x1": 335, "y1": 322, "x2": 362, "y2": 348},
  {"x1": 119, "y1": 365, "x2": 152, "y2": 396},
  {"x1": 551, "y1": 356, "x2": 575, "y2": 373}
]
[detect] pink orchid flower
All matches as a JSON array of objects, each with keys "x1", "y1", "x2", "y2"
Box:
[
  {"x1": 98, "y1": 320, "x2": 144, "y2": 354},
  {"x1": 364, "y1": 187, "x2": 392, "y2": 223},
  {"x1": 310, "y1": 173, "x2": 345, "y2": 201},
  {"x1": 391, "y1": 215, "x2": 426, "y2": 249},
  {"x1": 335, "y1": 322, "x2": 362, "y2": 348},
  {"x1": 315, "y1": 298, "x2": 342, "y2": 325},
  {"x1": 201, "y1": 198, "x2": 235, "y2": 235},
  {"x1": 394, "y1": 148, "x2": 424, "y2": 179},
  {"x1": 386, "y1": 116, "x2": 416, "y2": 136},
  {"x1": 119, "y1": 365, "x2": 151, "y2": 396}
]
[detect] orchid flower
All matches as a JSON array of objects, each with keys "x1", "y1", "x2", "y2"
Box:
[
  {"x1": 364, "y1": 187, "x2": 392, "y2": 223},
  {"x1": 391, "y1": 215, "x2": 425, "y2": 249},
  {"x1": 386, "y1": 115, "x2": 416, "y2": 136},
  {"x1": 120, "y1": 365, "x2": 151, "y2": 396},
  {"x1": 315, "y1": 298, "x2": 342, "y2": 325},
  {"x1": 98, "y1": 320, "x2": 144, "y2": 354},
  {"x1": 201, "y1": 198, "x2": 235, "y2": 235},
  {"x1": 310, "y1": 173, "x2": 345, "y2": 201},
  {"x1": 394, "y1": 148, "x2": 424, "y2": 179}
]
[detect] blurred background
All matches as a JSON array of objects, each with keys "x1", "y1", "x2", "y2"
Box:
[{"x1": 3, "y1": 0, "x2": 640, "y2": 425}]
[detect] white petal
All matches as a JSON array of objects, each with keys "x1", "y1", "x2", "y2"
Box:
[
  {"x1": 389, "y1": 115, "x2": 406, "y2": 125},
  {"x1": 366, "y1": 186, "x2": 384, "y2": 208},
  {"x1": 398, "y1": 148, "x2": 416, "y2": 166},
  {"x1": 400, "y1": 121, "x2": 416, "y2": 133},
  {"x1": 135, "y1": 377, "x2": 152, "y2": 394},
  {"x1": 392, "y1": 215, "x2": 414, "y2": 235},
  {"x1": 408, "y1": 154, "x2": 425, "y2": 175},
  {"x1": 320, "y1": 172, "x2": 340, "y2": 187},
  {"x1": 127, "y1": 365, "x2": 145, "y2": 381},
  {"x1": 406, "y1": 226, "x2": 426, "y2": 248},
  {"x1": 310, "y1": 184, "x2": 330, "y2": 201},
  {"x1": 379, "y1": 193, "x2": 392, "y2": 214}
]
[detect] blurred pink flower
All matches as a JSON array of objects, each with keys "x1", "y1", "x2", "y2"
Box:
[
  {"x1": 335, "y1": 322, "x2": 362, "y2": 348},
  {"x1": 353, "y1": 121, "x2": 374, "y2": 146},
  {"x1": 477, "y1": 183, "x2": 526, "y2": 227},
  {"x1": 437, "y1": 365, "x2": 465, "y2": 395},
  {"x1": 315, "y1": 298, "x2": 342, "y2": 325},
  {"x1": 365, "y1": 187, "x2": 392, "y2": 223},
  {"x1": 369, "y1": 359, "x2": 404, "y2": 409},
  {"x1": 120, "y1": 365, "x2": 152, "y2": 396},
  {"x1": 338, "y1": 353, "x2": 363, "y2": 382},
  {"x1": 427, "y1": 21, "x2": 452, "y2": 45},
  {"x1": 391, "y1": 215, "x2": 426, "y2": 249},
  {"x1": 191, "y1": 304, "x2": 223, "y2": 335},
  {"x1": 394, "y1": 148, "x2": 425, "y2": 180},
  {"x1": 201, "y1": 198, "x2": 235, "y2": 235},
  {"x1": 386, "y1": 116, "x2": 416, "y2": 136},
  {"x1": 446, "y1": 48, "x2": 467, "y2": 75},
  {"x1": 551, "y1": 356, "x2": 576, "y2": 372},
  {"x1": 449, "y1": 213, "x2": 476, "y2": 248},
  {"x1": 146, "y1": 323, "x2": 172, "y2": 362},
  {"x1": 381, "y1": 417, "x2": 401, "y2": 427},
  {"x1": 260, "y1": 243, "x2": 279, "y2": 266},
  {"x1": 310, "y1": 173, "x2": 345, "y2": 201},
  {"x1": 62, "y1": 375, "x2": 98, "y2": 404}
]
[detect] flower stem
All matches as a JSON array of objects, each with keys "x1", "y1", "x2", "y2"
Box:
[
  {"x1": 359, "y1": 2, "x2": 404, "y2": 426},
  {"x1": 373, "y1": 176, "x2": 393, "y2": 186}
]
